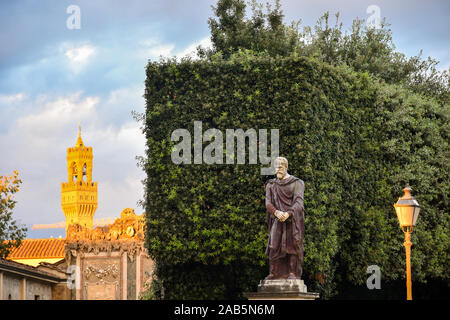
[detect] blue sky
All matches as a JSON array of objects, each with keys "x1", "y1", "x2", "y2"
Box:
[{"x1": 0, "y1": 0, "x2": 448, "y2": 238}]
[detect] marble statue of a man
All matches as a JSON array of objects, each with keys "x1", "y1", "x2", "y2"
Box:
[{"x1": 265, "y1": 157, "x2": 305, "y2": 280}]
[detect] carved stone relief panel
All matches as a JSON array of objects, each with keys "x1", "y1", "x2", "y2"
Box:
[{"x1": 82, "y1": 257, "x2": 121, "y2": 300}]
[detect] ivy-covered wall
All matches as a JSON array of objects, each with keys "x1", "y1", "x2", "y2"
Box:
[{"x1": 143, "y1": 52, "x2": 449, "y2": 299}]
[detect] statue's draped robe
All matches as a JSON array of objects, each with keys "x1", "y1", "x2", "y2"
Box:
[{"x1": 265, "y1": 176, "x2": 305, "y2": 278}]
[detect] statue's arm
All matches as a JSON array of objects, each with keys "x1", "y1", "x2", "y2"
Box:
[
  {"x1": 265, "y1": 184, "x2": 277, "y2": 216},
  {"x1": 286, "y1": 180, "x2": 304, "y2": 217}
]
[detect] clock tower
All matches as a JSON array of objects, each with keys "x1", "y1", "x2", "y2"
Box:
[{"x1": 61, "y1": 125, "x2": 98, "y2": 235}]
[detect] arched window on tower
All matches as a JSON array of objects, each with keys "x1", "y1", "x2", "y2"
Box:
[
  {"x1": 82, "y1": 163, "x2": 87, "y2": 182},
  {"x1": 71, "y1": 162, "x2": 77, "y2": 181}
]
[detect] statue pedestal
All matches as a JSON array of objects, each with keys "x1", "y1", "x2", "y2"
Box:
[{"x1": 244, "y1": 279, "x2": 319, "y2": 300}]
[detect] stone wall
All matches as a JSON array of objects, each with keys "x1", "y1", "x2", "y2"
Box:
[
  {"x1": 26, "y1": 279, "x2": 52, "y2": 300},
  {"x1": 2, "y1": 274, "x2": 21, "y2": 300},
  {"x1": 52, "y1": 282, "x2": 72, "y2": 300},
  {"x1": 2, "y1": 273, "x2": 53, "y2": 300},
  {"x1": 127, "y1": 255, "x2": 136, "y2": 300}
]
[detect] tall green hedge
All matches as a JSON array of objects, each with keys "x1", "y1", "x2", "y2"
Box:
[{"x1": 143, "y1": 51, "x2": 449, "y2": 299}]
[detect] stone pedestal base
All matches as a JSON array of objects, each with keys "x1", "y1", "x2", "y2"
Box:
[{"x1": 244, "y1": 279, "x2": 319, "y2": 300}]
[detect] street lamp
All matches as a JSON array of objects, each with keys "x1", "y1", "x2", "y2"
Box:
[{"x1": 393, "y1": 186, "x2": 421, "y2": 300}]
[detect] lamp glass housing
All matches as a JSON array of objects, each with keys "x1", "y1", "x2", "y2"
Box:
[
  {"x1": 394, "y1": 204, "x2": 420, "y2": 227},
  {"x1": 394, "y1": 187, "x2": 421, "y2": 229}
]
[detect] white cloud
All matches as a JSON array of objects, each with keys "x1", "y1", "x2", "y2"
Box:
[
  {"x1": 105, "y1": 84, "x2": 145, "y2": 109},
  {"x1": 137, "y1": 36, "x2": 213, "y2": 61},
  {"x1": 16, "y1": 92, "x2": 99, "y2": 140},
  {"x1": 0, "y1": 93, "x2": 26, "y2": 105},
  {"x1": 0, "y1": 88, "x2": 146, "y2": 237},
  {"x1": 65, "y1": 45, "x2": 95, "y2": 63},
  {"x1": 138, "y1": 38, "x2": 159, "y2": 48},
  {"x1": 137, "y1": 37, "x2": 175, "y2": 59},
  {"x1": 176, "y1": 37, "x2": 212, "y2": 60},
  {"x1": 140, "y1": 44, "x2": 175, "y2": 59},
  {"x1": 61, "y1": 43, "x2": 97, "y2": 73}
]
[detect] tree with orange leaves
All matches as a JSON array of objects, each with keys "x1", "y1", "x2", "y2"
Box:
[{"x1": 0, "y1": 170, "x2": 27, "y2": 259}]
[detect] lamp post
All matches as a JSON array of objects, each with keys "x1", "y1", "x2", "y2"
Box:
[{"x1": 393, "y1": 186, "x2": 421, "y2": 300}]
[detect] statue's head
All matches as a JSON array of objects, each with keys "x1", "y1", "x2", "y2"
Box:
[{"x1": 275, "y1": 157, "x2": 288, "y2": 180}]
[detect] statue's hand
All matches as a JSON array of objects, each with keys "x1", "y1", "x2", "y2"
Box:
[
  {"x1": 275, "y1": 210, "x2": 285, "y2": 221},
  {"x1": 280, "y1": 211, "x2": 289, "y2": 222},
  {"x1": 274, "y1": 210, "x2": 282, "y2": 220},
  {"x1": 275, "y1": 210, "x2": 289, "y2": 222}
]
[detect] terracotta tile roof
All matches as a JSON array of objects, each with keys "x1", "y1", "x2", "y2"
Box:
[{"x1": 6, "y1": 238, "x2": 66, "y2": 259}]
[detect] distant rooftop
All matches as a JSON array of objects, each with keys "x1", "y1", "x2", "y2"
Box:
[
  {"x1": 0, "y1": 258, "x2": 64, "y2": 283},
  {"x1": 7, "y1": 238, "x2": 66, "y2": 260}
]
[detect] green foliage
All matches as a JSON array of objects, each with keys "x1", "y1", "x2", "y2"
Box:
[
  {"x1": 143, "y1": 51, "x2": 448, "y2": 298},
  {"x1": 207, "y1": 0, "x2": 301, "y2": 59},
  {"x1": 141, "y1": 0, "x2": 449, "y2": 299},
  {"x1": 205, "y1": 1, "x2": 449, "y2": 104},
  {"x1": 0, "y1": 171, "x2": 27, "y2": 259}
]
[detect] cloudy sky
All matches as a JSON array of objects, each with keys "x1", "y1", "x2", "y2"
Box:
[{"x1": 0, "y1": 0, "x2": 448, "y2": 238}]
